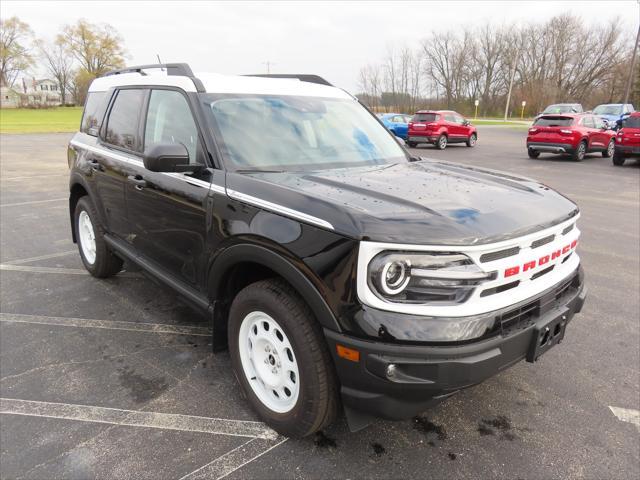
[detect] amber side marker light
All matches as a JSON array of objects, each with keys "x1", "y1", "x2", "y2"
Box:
[{"x1": 336, "y1": 344, "x2": 360, "y2": 362}]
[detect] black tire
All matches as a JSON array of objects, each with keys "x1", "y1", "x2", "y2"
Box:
[
  {"x1": 74, "y1": 196, "x2": 123, "y2": 278},
  {"x1": 466, "y1": 133, "x2": 477, "y2": 147},
  {"x1": 527, "y1": 148, "x2": 540, "y2": 158},
  {"x1": 407, "y1": 141, "x2": 417, "y2": 148},
  {"x1": 228, "y1": 279, "x2": 339, "y2": 438},
  {"x1": 435, "y1": 134, "x2": 447, "y2": 150},
  {"x1": 602, "y1": 139, "x2": 614, "y2": 158},
  {"x1": 571, "y1": 141, "x2": 587, "y2": 161},
  {"x1": 612, "y1": 151, "x2": 626, "y2": 166}
]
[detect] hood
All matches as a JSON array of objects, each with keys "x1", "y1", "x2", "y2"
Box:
[{"x1": 225, "y1": 160, "x2": 579, "y2": 245}]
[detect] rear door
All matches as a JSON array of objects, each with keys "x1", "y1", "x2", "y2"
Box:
[
  {"x1": 90, "y1": 88, "x2": 147, "y2": 239},
  {"x1": 591, "y1": 116, "x2": 610, "y2": 149},
  {"x1": 125, "y1": 87, "x2": 219, "y2": 288}
]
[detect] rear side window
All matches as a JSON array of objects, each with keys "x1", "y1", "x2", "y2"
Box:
[
  {"x1": 581, "y1": 116, "x2": 595, "y2": 128},
  {"x1": 412, "y1": 113, "x2": 438, "y2": 122},
  {"x1": 104, "y1": 89, "x2": 146, "y2": 152},
  {"x1": 534, "y1": 116, "x2": 574, "y2": 127},
  {"x1": 81, "y1": 92, "x2": 108, "y2": 136}
]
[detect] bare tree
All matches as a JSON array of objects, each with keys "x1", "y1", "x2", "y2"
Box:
[
  {"x1": 0, "y1": 16, "x2": 33, "y2": 87},
  {"x1": 37, "y1": 38, "x2": 74, "y2": 105}
]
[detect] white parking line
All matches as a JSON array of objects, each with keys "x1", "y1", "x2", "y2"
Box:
[
  {"x1": 179, "y1": 437, "x2": 289, "y2": 480},
  {"x1": 0, "y1": 398, "x2": 278, "y2": 440},
  {"x1": 0, "y1": 264, "x2": 140, "y2": 277},
  {"x1": 0, "y1": 313, "x2": 212, "y2": 337},
  {"x1": 609, "y1": 406, "x2": 640, "y2": 431},
  {"x1": 4, "y1": 250, "x2": 77, "y2": 265},
  {"x1": 0, "y1": 197, "x2": 67, "y2": 207}
]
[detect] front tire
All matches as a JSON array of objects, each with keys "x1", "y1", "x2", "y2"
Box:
[
  {"x1": 435, "y1": 134, "x2": 447, "y2": 150},
  {"x1": 572, "y1": 141, "x2": 587, "y2": 161},
  {"x1": 407, "y1": 141, "x2": 417, "y2": 148},
  {"x1": 228, "y1": 279, "x2": 338, "y2": 438},
  {"x1": 602, "y1": 139, "x2": 614, "y2": 158},
  {"x1": 74, "y1": 196, "x2": 123, "y2": 278},
  {"x1": 466, "y1": 133, "x2": 477, "y2": 147}
]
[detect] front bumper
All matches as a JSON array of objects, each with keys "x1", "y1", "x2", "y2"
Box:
[
  {"x1": 325, "y1": 267, "x2": 586, "y2": 420},
  {"x1": 527, "y1": 142, "x2": 575, "y2": 154}
]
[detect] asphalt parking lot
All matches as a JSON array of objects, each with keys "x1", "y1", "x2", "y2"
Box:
[{"x1": 1, "y1": 127, "x2": 638, "y2": 479}]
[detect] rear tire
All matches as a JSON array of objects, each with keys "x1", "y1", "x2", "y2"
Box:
[
  {"x1": 602, "y1": 139, "x2": 614, "y2": 158},
  {"x1": 407, "y1": 141, "x2": 417, "y2": 148},
  {"x1": 466, "y1": 133, "x2": 477, "y2": 147},
  {"x1": 435, "y1": 135, "x2": 447, "y2": 150},
  {"x1": 612, "y1": 151, "x2": 626, "y2": 166},
  {"x1": 228, "y1": 279, "x2": 339, "y2": 438},
  {"x1": 74, "y1": 196, "x2": 123, "y2": 278},
  {"x1": 571, "y1": 141, "x2": 587, "y2": 161},
  {"x1": 527, "y1": 148, "x2": 540, "y2": 158}
]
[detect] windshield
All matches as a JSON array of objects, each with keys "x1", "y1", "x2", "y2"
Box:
[
  {"x1": 593, "y1": 105, "x2": 622, "y2": 115},
  {"x1": 203, "y1": 95, "x2": 408, "y2": 171},
  {"x1": 534, "y1": 116, "x2": 574, "y2": 127},
  {"x1": 623, "y1": 116, "x2": 640, "y2": 128},
  {"x1": 543, "y1": 104, "x2": 578, "y2": 114}
]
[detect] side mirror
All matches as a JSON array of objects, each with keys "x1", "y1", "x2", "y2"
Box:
[
  {"x1": 463, "y1": 119, "x2": 470, "y2": 126},
  {"x1": 143, "y1": 143, "x2": 199, "y2": 173}
]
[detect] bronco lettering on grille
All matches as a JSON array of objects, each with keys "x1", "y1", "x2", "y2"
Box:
[{"x1": 504, "y1": 239, "x2": 578, "y2": 278}]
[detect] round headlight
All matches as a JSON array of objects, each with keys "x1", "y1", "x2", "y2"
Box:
[{"x1": 380, "y1": 260, "x2": 410, "y2": 295}]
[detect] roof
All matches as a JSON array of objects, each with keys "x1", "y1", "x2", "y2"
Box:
[
  {"x1": 88, "y1": 71, "x2": 353, "y2": 99},
  {"x1": 413, "y1": 110, "x2": 455, "y2": 114}
]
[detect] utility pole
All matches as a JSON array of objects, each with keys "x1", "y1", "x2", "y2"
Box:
[
  {"x1": 623, "y1": 23, "x2": 640, "y2": 105},
  {"x1": 262, "y1": 61, "x2": 275, "y2": 74},
  {"x1": 504, "y1": 47, "x2": 520, "y2": 122}
]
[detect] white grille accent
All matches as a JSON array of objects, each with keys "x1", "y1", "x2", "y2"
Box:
[{"x1": 357, "y1": 215, "x2": 580, "y2": 317}]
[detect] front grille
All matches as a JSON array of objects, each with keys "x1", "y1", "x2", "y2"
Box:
[
  {"x1": 480, "y1": 280, "x2": 520, "y2": 297},
  {"x1": 531, "y1": 234, "x2": 555, "y2": 249},
  {"x1": 531, "y1": 265, "x2": 554, "y2": 280},
  {"x1": 480, "y1": 246, "x2": 520, "y2": 263},
  {"x1": 498, "y1": 270, "x2": 579, "y2": 337}
]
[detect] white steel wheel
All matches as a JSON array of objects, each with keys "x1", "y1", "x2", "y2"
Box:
[
  {"x1": 238, "y1": 311, "x2": 300, "y2": 413},
  {"x1": 78, "y1": 210, "x2": 97, "y2": 265}
]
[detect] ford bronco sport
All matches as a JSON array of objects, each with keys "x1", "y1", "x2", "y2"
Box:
[{"x1": 68, "y1": 63, "x2": 587, "y2": 437}]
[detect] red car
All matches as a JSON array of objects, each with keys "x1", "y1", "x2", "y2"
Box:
[
  {"x1": 526, "y1": 113, "x2": 615, "y2": 161},
  {"x1": 407, "y1": 110, "x2": 477, "y2": 149},
  {"x1": 613, "y1": 112, "x2": 640, "y2": 166}
]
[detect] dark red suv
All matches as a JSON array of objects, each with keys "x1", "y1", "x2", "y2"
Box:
[
  {"x1": 526, "y1": 113, "x2": 615, "y2": 161},
  {"x1": 613, "y1": 112, "x2": 640, "y2": 166},
  {"x1": 407, "y1": 110, "x2": 477, "y2": 149}
]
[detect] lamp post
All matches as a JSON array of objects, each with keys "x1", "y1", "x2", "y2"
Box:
[
  {"x1": 474, "y1": 99, "x2": 479, "y2": 119},
  {"x1": 521, "y1": 100, "x2": 527, "y2": 120}
]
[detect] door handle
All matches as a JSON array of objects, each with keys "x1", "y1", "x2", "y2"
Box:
[{"x1": 127, "y1": 175, "x2": 147, "y2": 190}]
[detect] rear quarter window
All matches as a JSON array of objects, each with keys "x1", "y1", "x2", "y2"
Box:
[
  {"x1": 412, "y1": 113, "x2": 438, "y2": 122},
  {"x1": 80, "y1": 92, "x2": 108, "y2": 136},
  {"x1": 534, "y1": 116, "x2": 574, "y2": 127}
]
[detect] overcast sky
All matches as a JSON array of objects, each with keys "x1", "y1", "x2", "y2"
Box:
[{"x1": 4, "y1": 0, "x2": 639, "y2": 91}]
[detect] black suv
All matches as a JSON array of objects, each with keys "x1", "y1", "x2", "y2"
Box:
[{"x1": 68, "y1": 63, "x2": 587, "y2": 437}]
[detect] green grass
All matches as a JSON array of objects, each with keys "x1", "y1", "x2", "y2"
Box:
[{"x1": 0, "y1": 107, "x2": 82, "y2": 133}]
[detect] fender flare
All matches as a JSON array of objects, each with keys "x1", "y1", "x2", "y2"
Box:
[
  {"x1": 208, "y1": 243, "x2": 342, "y2": 332},
  {"x1": 69, "y1": 173, "x2": 106, "y2": 243}
]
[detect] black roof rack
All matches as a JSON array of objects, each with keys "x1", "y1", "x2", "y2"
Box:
[
  {"x1": 244, "y1": 74, "x2": 333, "y2": 87},
  {"x1": 102, "y1": 63, "x2": 205, "y2": 93}
]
